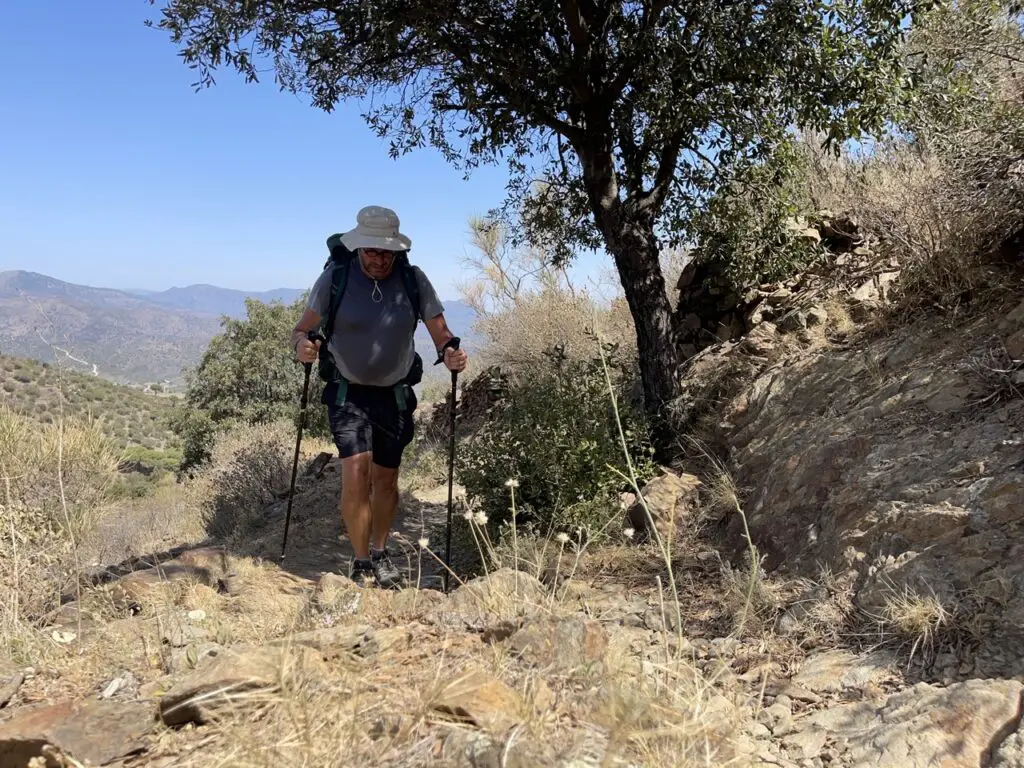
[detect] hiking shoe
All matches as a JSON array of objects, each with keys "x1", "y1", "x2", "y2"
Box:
[
  {"x1": 371, "y1": 548, "x2": 403, "y2": 590},
  {"x1": 348, "y1": 558, "x2": 375, "y2": 587}
]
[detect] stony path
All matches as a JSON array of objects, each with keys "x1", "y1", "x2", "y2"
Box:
[{"x1": 244, "y1": 455, "x2": 473, "y2": 590}]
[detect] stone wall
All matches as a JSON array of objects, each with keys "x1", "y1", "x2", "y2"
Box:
[
  {"x1": 422, "y1": 365, "x2": 510, "y2": 441},
  {"x1": 673, "y1": 211, "x2": 900, "y2": 358}
]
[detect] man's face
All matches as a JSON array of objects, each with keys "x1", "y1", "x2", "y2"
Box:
[{"x1": 359, "y1": 248, "x2": 395, "y2": 280}]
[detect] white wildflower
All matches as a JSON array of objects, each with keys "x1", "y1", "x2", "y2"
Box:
[
  {"x1": 462, "y1": 511, "x2": 474, "y2": 521},
  {"x1": 505, "y1": 478, "x2": 519, "y2": 488},
  {"x1": 622, "y1": 528, "x2": 635, "y2": 539},
  {"x1": 555, "y1": 532, "x2": 570, "y2": 544},
  {"x1": 418, "y1": 537, "x2": 430, "y2": 549},
  {"x1": 474, "y1": 512, "x2": 489, "y2": 525}
]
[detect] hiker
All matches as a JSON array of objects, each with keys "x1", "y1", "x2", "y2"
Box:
[{"x1": 290, "y1": 205, "x2": 468, "y2": 589}]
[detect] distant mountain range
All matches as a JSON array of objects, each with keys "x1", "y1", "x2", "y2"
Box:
[
  {"x1": 124, "y1": 284, "x2": 306, "y2": 318},
  {"x1": 0, "y1": 270, "x2": 478, "y2": 389}
]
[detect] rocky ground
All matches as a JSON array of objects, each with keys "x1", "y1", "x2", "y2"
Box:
[{"x1": 1, "y1": 466, "x2": 1022, "y2": 766}]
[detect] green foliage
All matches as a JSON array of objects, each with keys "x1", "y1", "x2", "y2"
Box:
[
  {"x1": 457, "y1": 341, "x2": 656, "y2": 541},
  {"x1": 689, "y1": 138, "x2": 824, "y2": 290},
  {"x1": 173, "y1": 296, "x2": 329, "y2": 472}
]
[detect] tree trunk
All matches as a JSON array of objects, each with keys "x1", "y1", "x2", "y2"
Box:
[
  {"x1": 575, "y1": 137, "x2": 682, "y2": 460},
  {"x1": 601, "y1": 211, "x2": 682, "y2": 461}
]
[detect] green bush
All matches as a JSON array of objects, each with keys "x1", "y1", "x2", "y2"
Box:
[
  {"x1": 688, "y1": 138, "x2": 824, "y2": 292},
  {"x1": 456, "y1": 341, "x2": 656, "y2": 542},
  {"x1": 172, "y1": 296, "x2": 330, "y2": 473}
]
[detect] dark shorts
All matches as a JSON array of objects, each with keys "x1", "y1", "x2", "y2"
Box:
[{"x1": 322, "y1": 381, "x2": 417, "y2": 469}]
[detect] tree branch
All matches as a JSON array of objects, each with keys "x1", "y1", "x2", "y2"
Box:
[
  {"x1": 559, "y1": 0, "x2": 590, "y2": 50},
  {"x1": 436, "y1": 98, "x2": 583, "y2": 143},
  {"x1": 633, "y1": 129, "x2": 687, "y2": 212},
  {"x1": 603, "y1": 0, "x2": 672, "y2": 101}
]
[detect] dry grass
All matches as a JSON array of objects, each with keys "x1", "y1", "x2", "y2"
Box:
[
  {"x1": 184, "y1": 420, "x2": 304, "y2": 542},
  {"x1": 963, "y1": 337, "x2": 1024, "y2": 406},
  {"x1": 80, "y1": 482, "x2": 208, "y2": 567},
  {"x1": 0, "y1": 405, "x2": 121, "y2": 638},
  {"x1": 866, "y1": 581, "x2": 952, "y2": 666}
]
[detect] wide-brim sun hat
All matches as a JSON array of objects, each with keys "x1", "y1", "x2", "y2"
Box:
[{"x1": 337, "y1": 205, "x2": 412, "y2": 252}]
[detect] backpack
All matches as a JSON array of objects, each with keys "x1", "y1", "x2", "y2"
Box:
[{"x1": 316, "y1": 234, "x2": 424, "y2": 406}]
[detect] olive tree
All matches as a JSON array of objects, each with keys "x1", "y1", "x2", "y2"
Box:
[{"x1": 148, "y1": 0, "x2": 923, "y2": 454}]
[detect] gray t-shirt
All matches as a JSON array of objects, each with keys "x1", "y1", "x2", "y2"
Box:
[{"x1": 307, "y1": 260, "x2": 445, "y2": 387}]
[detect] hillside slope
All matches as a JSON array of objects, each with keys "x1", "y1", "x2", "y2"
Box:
[
  {"x1": 0, "y1": 271, "x2": 224, "y2": 386},
  {"x1": 0, "y1": 353, "x2": 178, "y2": 451},
  {"x1": 125, "y1": 284, "x2": 305, "y2": 317}
]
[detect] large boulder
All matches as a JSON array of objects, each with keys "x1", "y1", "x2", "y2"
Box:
[{"x1": 782, "y1": 679, "x2": 1024, "y2": 767}]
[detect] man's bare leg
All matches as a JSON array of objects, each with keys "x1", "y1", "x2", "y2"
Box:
[
  {"x1": 341, "y1": 452, "x2": 373, "y2": 559},
  {"x1": 370, "y1": 463, "x2": 401, "y2": 551}
]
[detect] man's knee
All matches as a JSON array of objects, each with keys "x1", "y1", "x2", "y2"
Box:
[
  {"x1": 341, "y1": 453, "x2": 372, "y2": 493},
  {"x1": 371, "y1": 463, "x2": 400, "y2": 493}
]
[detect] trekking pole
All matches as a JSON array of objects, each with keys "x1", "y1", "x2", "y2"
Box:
[
  {"x1": 281, "y1": 330, "x2": 325, "y2": 562},
  {"x1": 435, "y1": 337, "x2": 461, "y2": 593}
]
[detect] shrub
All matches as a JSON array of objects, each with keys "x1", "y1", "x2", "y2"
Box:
[
  {"x1": 185, "y1": 421, "x2": 295, "y2": 541},
  {"x1": 457, "y1": 216, "x2": 637, "y2": 375},
  {"x1": 457, "y1": 340, "x2": 656, "y2": 542},
  {"x1": 172, "y1": 296, "x2": 330, "y2": 473},
  {"x1": 688, "y1": 138, "x2": 825, "y2": 292}
]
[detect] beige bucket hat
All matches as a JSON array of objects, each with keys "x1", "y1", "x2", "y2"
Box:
[{"x1": 338, "y1": 205, "x2": 412, "y2": 252}]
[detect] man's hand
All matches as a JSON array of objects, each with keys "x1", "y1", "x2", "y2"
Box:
[
  {"x1": 444, "y1": 345, "x2": 468, "y2": 373},
  {"x1": 296, "y1": 336, "x2": 321, "y2": 364}
]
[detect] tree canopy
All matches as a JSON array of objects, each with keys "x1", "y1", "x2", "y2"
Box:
[{"x1": 150, "y1": 0, "x2": 927, "y2": 455}]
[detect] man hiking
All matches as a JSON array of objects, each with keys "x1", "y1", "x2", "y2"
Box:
[{"x1": 291, "y1": 205, "x2": 468, "y2": 589}]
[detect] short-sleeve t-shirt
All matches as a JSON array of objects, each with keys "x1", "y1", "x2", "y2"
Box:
[{"x1": 307, "y1": 260, "x2": 445, "y2": 388}]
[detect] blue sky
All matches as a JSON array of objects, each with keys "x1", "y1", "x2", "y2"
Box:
[{"x1": 0, "y1": 2, "x2": 613, "y2": 301}]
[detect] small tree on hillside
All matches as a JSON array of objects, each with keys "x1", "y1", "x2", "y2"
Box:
[
  {"x1": 149, "y1": 0, "x2": 924, "y2": 455},
  {"x1": 173, "y1": 296, "x2": 329, "y2": 470}
]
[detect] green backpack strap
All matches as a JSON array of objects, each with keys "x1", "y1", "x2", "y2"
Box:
[{"x1": 317, "y1": 239, "x2": 354, "y2": 404}]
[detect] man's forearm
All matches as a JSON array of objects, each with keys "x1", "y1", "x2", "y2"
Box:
[
  {"x1": 424, "y1": 313, "x2": 455, "y2": 354},
  {"x1": 291, "y1": 308, "x2": 323, "y2": 353}
]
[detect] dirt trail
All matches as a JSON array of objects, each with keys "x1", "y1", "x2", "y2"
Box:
[{"x1": 239, "y1": 456, "x2": 472, "y2": 589}]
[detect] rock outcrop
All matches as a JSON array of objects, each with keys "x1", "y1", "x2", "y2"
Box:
[{"x1": 712, "y1": 294, "x2": 1024, "y2": 678}]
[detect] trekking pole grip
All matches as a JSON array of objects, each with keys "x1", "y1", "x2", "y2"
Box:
[
  {"x1": 434, "y1": 336, "x2": 461, "y2": 367},
  {"x1": 304, "y1": 329, "x2": 325, "y2": 373}
]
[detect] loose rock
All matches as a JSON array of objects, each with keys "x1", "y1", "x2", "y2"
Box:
[
  {"x1": 431, "y1": 665, "x2": 526, "y2": 733},
  {"x1": 159, "y1": 644, "x2": 328, "y2": 727},
  {"x1": 0, "y1": 699, "x2": 155, "y2": 768},
  {"x1": 507, "y1": 618, "x2": 607, "y2": 673},
  {"x1": 625, "y1": 471, "x2": 701, "y2": 537}
]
